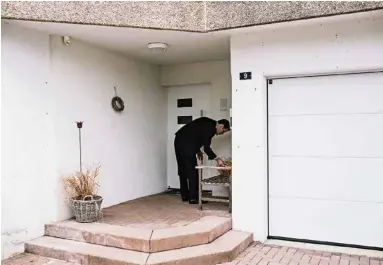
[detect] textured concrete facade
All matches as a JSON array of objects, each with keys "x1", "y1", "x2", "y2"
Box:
[
  {"x1": 2, "y1": 1, "x2": 383, "y2": 32},
  {"x1": 1, "y1": 1, "x2": 205, "y2": 32},
  {"x1": 206, "y1": 1, "x2": 383, "y2": 30}
]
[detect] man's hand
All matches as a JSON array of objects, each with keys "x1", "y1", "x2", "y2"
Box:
[
  {"x1": 216, "y1": 158, "x2": 224, "y2": 167},
  {"x1": 197, "y1": 151, "x2": 204, "y2": 161}
]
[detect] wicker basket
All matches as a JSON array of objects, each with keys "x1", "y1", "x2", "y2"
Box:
[
  {"x1": 70, "y1": 195, "x2": 103, "y2": 223},
  {"x1": 218, "y1": 158, "x2": 232, "y2": 178},
  {"x1": 218, "y1": 169, "x2": 232, "y2": 178}
]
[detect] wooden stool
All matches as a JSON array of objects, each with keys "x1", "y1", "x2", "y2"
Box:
[{"x1": 196, "y1": 165, "x2": 232, "y2": 213}]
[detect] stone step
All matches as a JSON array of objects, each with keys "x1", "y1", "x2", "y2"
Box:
[
  {"x1": 26, "y1": 230, "x2": 253, "y2": 265},
  {"x1": 45, "y1": 216, "x2": 232, "y2": 252},
  {"x1": 146, "y1": 230, "x2": 253, "y2": 265},
  {"x1": 26, "y1": 236, "x2": 148, "y2": 265}
]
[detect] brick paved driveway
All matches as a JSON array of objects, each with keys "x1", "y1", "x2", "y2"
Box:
[
  {"x1": 220, "y1": 242, "x2": 383, "y2": 265},
  {"x1": 4, "y1": 243, "x2": 383, "y2": 265}
]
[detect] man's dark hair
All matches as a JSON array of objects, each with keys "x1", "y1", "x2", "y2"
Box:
[{"x1": 218, "y1": 119, "x2": 231, "y2": 131}]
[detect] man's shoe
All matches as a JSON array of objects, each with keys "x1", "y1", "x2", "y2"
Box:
[
  {"x1": 182, "y1": 196, "x2": 189, "y2": 202},
  {"x1": 189, "y1": 199, "x2": 198, "y2": 204}
]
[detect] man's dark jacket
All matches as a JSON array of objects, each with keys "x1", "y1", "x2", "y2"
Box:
[{"x1": 175, "y1": 117, "x2": 217, "y2": 160}]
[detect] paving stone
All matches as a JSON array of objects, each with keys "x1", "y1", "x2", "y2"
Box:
[
  {"x1": 218, "y1": 243, "x2": 383, "y2": 265},
  {"x1": 7, "y1": 240, "x2": 383, "y2": 265},
  {"x1": 2, "y1": 253, "x2": 51, "y2": 265},
  {"x1": 2, "y1": 253, "x2": 75, "y2": 265},
  {"x1": 99, "y1": 193, "x2": 230, "y2": 229}
]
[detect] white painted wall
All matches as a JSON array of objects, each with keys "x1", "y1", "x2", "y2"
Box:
[
  {"x1": 161, "y1": 61, "x2": 232, "y2": 195},
  {"x1": 230, "y1": 11, "x2": 383, "y2": 242},
  {"x1": 161, "y1": 60, "x2": 231, "y2": 119},
  {"x1": 1, "y1": 22, "x2": 167, "y2": 259},
  {"x1": 50, "y1": 36, "x2": 167, "y2": 217},
  {"x1": 1, "y1": 22, "x2": 56, "y2": 260}
]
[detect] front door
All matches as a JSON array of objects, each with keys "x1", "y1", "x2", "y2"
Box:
[{"x1": 167, "y1": 84, "x2": 211, "y2": 189}]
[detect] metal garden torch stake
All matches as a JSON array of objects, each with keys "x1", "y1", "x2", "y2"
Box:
[{"x1": 76, "y1": 121, "x2": 83, "y2": 173}]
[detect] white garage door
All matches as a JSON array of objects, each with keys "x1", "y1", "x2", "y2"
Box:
[{"x1": 268, "y1": 72, "x2": 383, "y2": 249}]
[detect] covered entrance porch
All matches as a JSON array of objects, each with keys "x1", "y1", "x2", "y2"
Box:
[
  {"x1": 2, "y1": 17, "x2": 242, "y2": 263},
  {"x1": 1, "y1": 16, "x2": 237, "y2": 260},
  {"x1": 23, "y1": 193, "x2": 253, "y2": 265}
]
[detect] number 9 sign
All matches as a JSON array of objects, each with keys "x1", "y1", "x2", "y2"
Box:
[{"x1": 239, "y1": 72, "x2": 252, "y2": 80}]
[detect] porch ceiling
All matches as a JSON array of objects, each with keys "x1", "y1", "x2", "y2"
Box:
[
  {"x1": 4, "y1": 8, "x2": 383, "y2": 66},
  {"x1": 3, "y1": 19, "x2": 230, "y2": 65}
]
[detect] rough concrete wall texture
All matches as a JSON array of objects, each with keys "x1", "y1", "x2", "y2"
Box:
[
  {"x1": 1, "y1": 1, "x2": 205, "y2": 32},
  {"x1": 2, "y1": 1, "x2": 383, "y2": 31},
  {"x1": 206, "y1": 1, "x2": 383, "y2": 30}
]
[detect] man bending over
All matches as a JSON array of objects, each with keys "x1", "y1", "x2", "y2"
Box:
[{"x1": 174, "y1": 117, "x2": 231, "y2": 204}]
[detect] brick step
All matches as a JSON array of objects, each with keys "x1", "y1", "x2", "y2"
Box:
[
  {"x1": 45, "y1": 216, "x2": 232, "y2": 252},
  {"x1": 26, "y1": 230, "x2": 253, "y2": 265}
]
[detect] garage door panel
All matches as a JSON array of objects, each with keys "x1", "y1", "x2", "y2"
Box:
[
  {"x1": 270, "y1": 198, "x2": 383, "y2": 247},
  {"x1": 269, "y1": 157, "x2": 383, "y2": 202},
  {"x1": 269, "y1": 73, "x2": 383, "y2": 248},
  {"x1": 269, "y1": 72, "x2": 383, "y2": 115},
  {"x1": 269, "y1": 197, "x2": 383, "y2": 248},
  {"x1": 269, "y1": 114, "x2": 383, "y2": 158}
]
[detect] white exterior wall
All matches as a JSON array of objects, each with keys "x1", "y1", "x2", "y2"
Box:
[
  {"x1": 1, "y1": 22, "x2": 56, "y2": 260},
  {"x1": 161, "y1": 61, "x2": 231, "y2": 194},
  {"x1": 161, "y1": 61, "x2": 231, "y2": 118},
  {"x1": 161, "y1": 60, "x2": 231, "y2": 157},
  {"x1": 230, "y1": 11, "x2": 383, "y2": 241},
  {"x1": 1, "y1": 23, "x2": 167, "y2": 259}
]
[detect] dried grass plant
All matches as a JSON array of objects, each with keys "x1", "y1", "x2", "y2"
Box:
[{"x1": 62, "y1": 165, "x2": 101, "y2": 201}]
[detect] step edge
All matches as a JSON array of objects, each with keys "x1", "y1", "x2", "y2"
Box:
[
  {"x1": 25, "y1": 237, "x2": 148, "y2": 265},
  {"x1": 149, "y1": 218, "x2": 232, "y2": 252},
  {"x1": 26, "y1": 232, "x2": 253, "y2": 265},
  {"x1": 46, "y1": 216, "x2": 231, "y2": 239},
  {"x1": 146, "y1": 232, "x2": 253, "y2": 265},
  {"x1": 45, "y1": 222, "x2": 152, "y2": 240},
  {"x1": 45, "y1": 223, "x2": 151, "y2": 252},
  {"x1": 45, "y1": 218, "x2": 232, "y2": 253},
  {"x1": 151, "y1": 217, "x2": 232, "y2": 238}
]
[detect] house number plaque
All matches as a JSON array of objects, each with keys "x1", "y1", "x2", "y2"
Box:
[{"x1": 239, "y1": 72, "x2": 252, "y2": 80}]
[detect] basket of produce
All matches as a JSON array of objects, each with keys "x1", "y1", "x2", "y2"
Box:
[{"x1": 218, "y1": 157, "x2": 232, "y2": 178}]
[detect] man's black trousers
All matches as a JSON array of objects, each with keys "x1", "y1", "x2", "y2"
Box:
[{"x1": 174, "y1": 136, "x2": 199, "y2": 201}]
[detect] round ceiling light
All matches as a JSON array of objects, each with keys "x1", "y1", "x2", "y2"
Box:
[{"x1": 148, "y1": 42, "x2": 168, "y2": 53}]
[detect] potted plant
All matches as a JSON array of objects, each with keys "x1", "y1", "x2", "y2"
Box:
[{"x1": 62, "y1": 165, "x2": 103, "y2": 223}]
